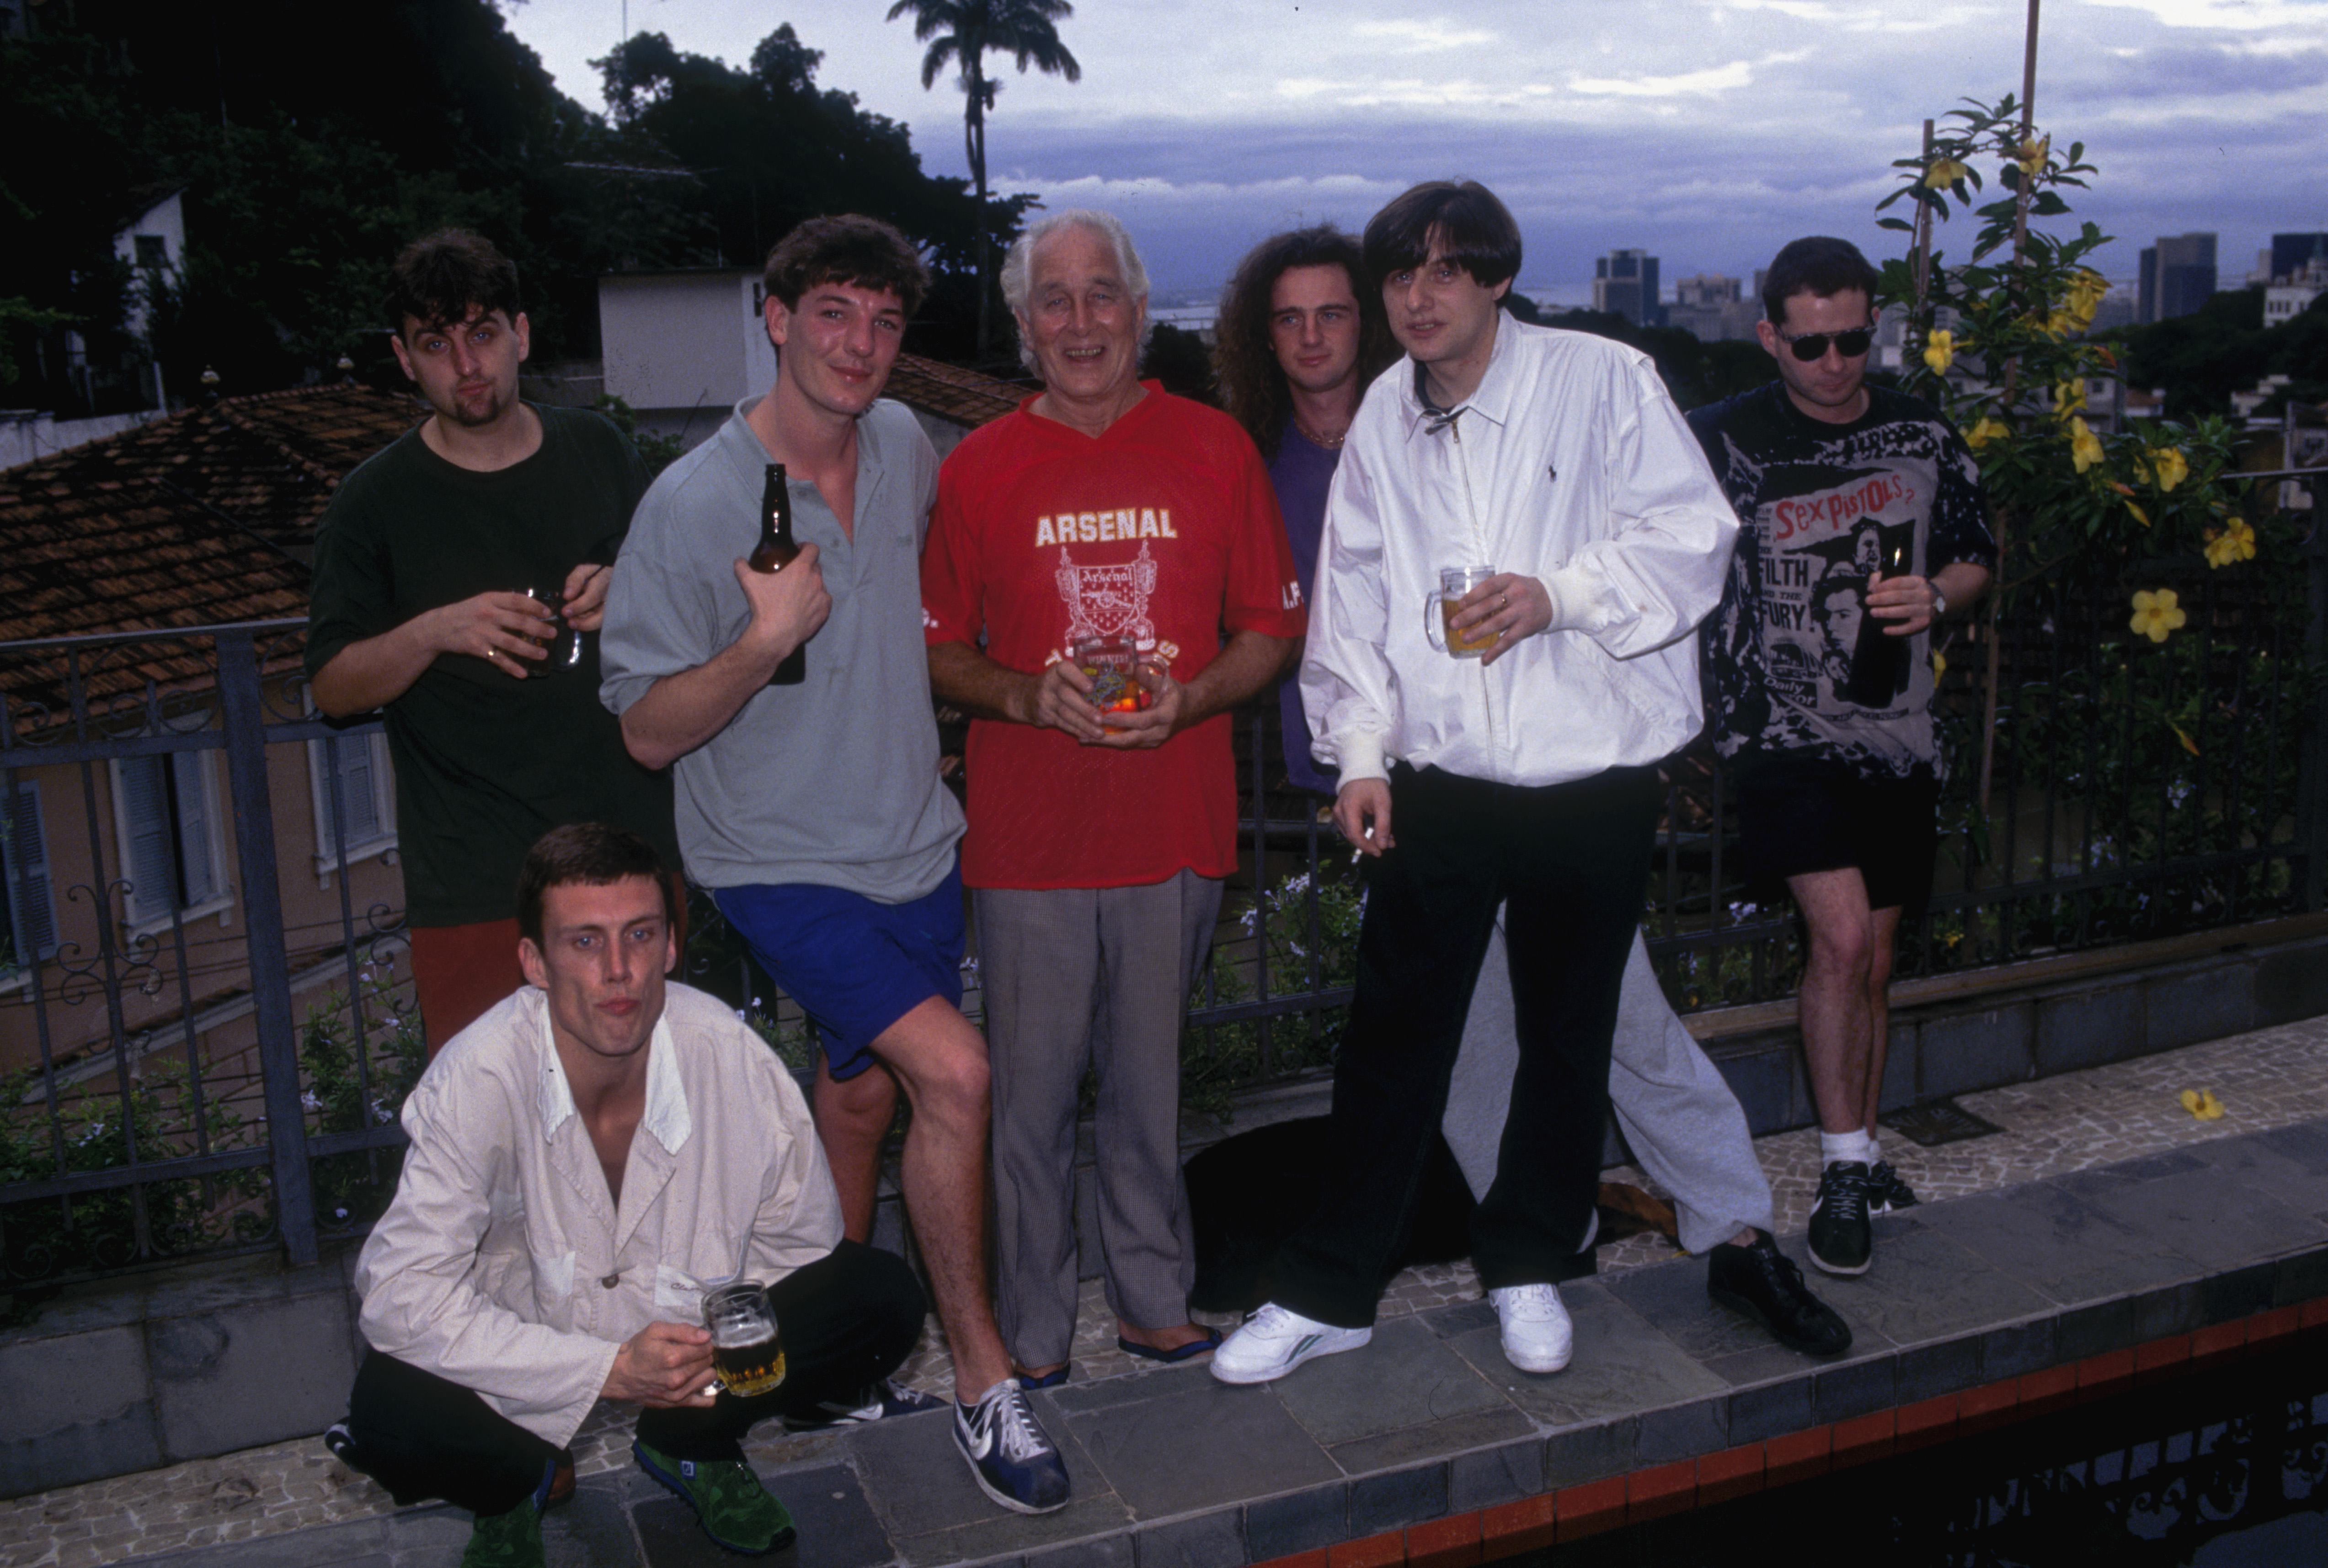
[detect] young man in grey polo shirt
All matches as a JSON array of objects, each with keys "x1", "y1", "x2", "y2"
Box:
[{"x1": 599, "y1": 215, "x2": 1068, "y2": 1517}]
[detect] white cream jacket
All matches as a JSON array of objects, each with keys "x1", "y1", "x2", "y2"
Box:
[
  {"x1": 354, "y1": 983, "x2": 842, "y2": 1447},
  {"x1": 1300, "y1": 318, "x2": 1740, "y2": 788}
]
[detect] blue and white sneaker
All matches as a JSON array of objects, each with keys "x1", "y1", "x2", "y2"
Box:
[
  {"x1": 1210, "y1": 1302, "x2": 1372, "y2": 1384},
  {"x1": 953, "y1": 1379, "x2": 1070, "y2": 1515}
]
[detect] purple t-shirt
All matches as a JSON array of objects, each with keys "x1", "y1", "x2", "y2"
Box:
[{"x1": 1268, "y1": 423, "x2": 1340, "y2": 795}]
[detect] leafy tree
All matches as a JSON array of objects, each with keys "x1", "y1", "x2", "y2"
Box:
[
  {"x1": 1532, "y1": 307, "x2": 1778, "y2": 411},
  {"x1": 1141, "y1": 323, "x2": 1215, "y2": 404},
  {"x1": 2108, "y1": 287, "x2": 2314, "y2": 422},
  {"x1": 596, "y1": 26, "x2": 1030, "y2": 362},
  {"x1": 0, "y1": 25, "x2": 150, "y2": 407},
  {"x1": 885, "y1": 0, "x2": 1081, "y2": 358}
]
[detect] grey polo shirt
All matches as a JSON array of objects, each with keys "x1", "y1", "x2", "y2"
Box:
[{"x1": 600, "y1": 398, "x2": 963, "y2": 902}]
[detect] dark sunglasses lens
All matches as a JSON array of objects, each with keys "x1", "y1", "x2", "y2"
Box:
[{"x1": 1790, "y1": 330, "x2": 1871, "y2": 362}]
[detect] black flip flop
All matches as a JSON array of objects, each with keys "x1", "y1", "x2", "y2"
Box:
[{"x1": 1116, "y1": 1328, "x2": 1224, "y2": 1364}]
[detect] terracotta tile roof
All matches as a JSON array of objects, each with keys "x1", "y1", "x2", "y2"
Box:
[
  {"x1": 885, "y1": 353, "x2": 1028, "y2": 429},
  {"x1": 0, "y1": 384, "x2": 422, "y2": 734}
]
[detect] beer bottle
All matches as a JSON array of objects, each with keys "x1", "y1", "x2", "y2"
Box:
[
  {"x1": 1844, "y1": 541, "x2": 1909, "y2": 708},
  {"x1": 749, "y1": 463, "x2": 806, "y2": 686}
]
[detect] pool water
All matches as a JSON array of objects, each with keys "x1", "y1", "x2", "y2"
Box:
[{"x1": 1497, "y1": 1338, "x2": 2328, "y2": 1566}]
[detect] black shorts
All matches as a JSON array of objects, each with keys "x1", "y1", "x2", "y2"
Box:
[{"x1": 1730, "y1": 750, "x2": 1940, "y2": 914}]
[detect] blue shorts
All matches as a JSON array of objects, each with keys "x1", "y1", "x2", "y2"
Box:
[{"x1": 713, "y1": 862, "x2": 967, "y2": 1082}]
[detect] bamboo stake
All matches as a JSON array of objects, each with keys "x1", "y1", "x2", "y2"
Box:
[{"x1": 1979, "y1": 0, "x2": 2042, "y2": 814}]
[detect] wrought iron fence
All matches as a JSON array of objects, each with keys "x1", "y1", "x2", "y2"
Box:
[
  {"x1": 1180, "y1": 469, "x2": 2328, "y2": 1087},
  {"x1": 0, "y1": 621, "x2": 412, "y2": 1291},
  {"x1": 0, "y1": 469, "x2": 2320, "y2": 1290}
]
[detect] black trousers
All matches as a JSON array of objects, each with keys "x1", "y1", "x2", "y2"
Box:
[
  {"x1": 1273, "y1": 763, "x2": 1659, "y2": 1328},
  {"x1": 342, "y1": 1240, "x2": 926, "y2": 1516}
]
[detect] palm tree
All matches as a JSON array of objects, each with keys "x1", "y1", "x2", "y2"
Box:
[{"x1": 884, "y1": 0, "x2": 1080, "y2": 357}]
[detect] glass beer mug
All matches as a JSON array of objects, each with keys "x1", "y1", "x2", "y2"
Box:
[
  {"x1": 1072, "y1": 634, "x2": 1153, "y2": 725},
  {"x1": 702, "y1": 1280, "x2": 786, "y2": 1398},
  {"x1": 1424, "y1": 565, "x2": 1500, "y2": 659}
]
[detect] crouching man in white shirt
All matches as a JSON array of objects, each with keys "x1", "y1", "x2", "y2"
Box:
[
  {"x1": 330, "y1": 823, "x2": 927, "y2": 1568},
  {"x1": 1213, "y1": 181, "x2": 1739, "y2": 1385}
]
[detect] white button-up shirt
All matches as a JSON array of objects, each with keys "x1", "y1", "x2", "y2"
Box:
[
  {"x1": 354, "y1": 983, "x2": 842, "y2": 1448},
  {"x1": 1301, "y1": 317, "x2": 1740, "y2": 789}
]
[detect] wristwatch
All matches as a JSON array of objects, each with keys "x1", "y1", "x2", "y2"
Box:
[{"x1": 1930, "y1": 585, "x2": 1949, "y2": 620}]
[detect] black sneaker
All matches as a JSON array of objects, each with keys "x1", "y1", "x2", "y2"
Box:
[
  {"x1": 784, "y1": 1376, "x2": 946, "y2": 1432},
  {"x1": 953, "y1": 1379, "x2": 1070, "y2": 1515},
  {"x1": 1708, "y1": 1232, "x2": 1853, "y2": 1356},
  {"x1": 1807, "y1": 1160, "x2": 1874, "y2": 1276},
  {"x1": 1868, "y1": 1158, "x2": 1921, "y2": 1214}
]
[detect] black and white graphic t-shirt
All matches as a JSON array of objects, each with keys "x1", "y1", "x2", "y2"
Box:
[{"x1": 1688, "y1": 382, "x2": 1994, "y2": 782}]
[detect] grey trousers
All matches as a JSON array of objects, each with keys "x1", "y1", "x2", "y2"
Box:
[
  {"x1": 1442, "y1": 921, "x2": 1775, "y2": 1253},
  {"x1": 975, "y1": 870, "x2": 1223, "y2": 1367}
]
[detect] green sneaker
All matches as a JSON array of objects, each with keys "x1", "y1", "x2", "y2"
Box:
[
  {"x1": 633, "y1": 1438, "x2": 798, "y2": 1554},
  {"x1": 461, "y1": 1500, "x2": 544, "y2": 1568}
]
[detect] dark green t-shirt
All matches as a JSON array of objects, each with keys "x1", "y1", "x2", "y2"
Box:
[{"x1": 305, "y1": 404, "x2": 679, "y2": 926}]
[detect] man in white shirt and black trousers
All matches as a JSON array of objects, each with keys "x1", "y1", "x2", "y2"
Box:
[
  {"x1": 1212, "y1": 181, "x2": 1740, "y2": 1385},
  {"x1": 329, "y1": 823, "x2": 926, "y2": 1568}
]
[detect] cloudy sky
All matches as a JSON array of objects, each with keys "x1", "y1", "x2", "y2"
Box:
[{"x1": 506, "y1": 0, "x2": 2328, "y2": 303}]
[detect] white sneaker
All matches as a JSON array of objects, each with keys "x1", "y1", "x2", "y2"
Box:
[
  {"x1": 1491, "y1": 1283, "x2": 1573, "y2": 1373},
  {"x1": 1210, "y1": 1302, "x2": 1372, "y2": 1384}
]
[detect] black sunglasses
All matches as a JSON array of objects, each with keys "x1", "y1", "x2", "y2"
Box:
[{"x1": 1778, "y1": 326, "x2": 1873, "y2": 362}]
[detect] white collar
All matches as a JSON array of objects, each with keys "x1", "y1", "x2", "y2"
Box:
[{"x1": 525, "y1": 987, "x2": 692, "y2": 1154}]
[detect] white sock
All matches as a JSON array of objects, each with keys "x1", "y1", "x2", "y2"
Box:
[
  {"x1": 1821, "y1": 1129, "x2": 1875, "y2": 1168},
  {"x1": 1865, "y1": 1134, "x2": 1883, "y2": 1165}
]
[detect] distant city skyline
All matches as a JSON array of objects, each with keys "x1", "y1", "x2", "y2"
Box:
[{"x1": 505, "y1": 0, "x2": 2325, "y2": 300}]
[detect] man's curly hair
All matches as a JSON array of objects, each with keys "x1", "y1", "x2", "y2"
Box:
[{"x1": 1212, "y1": 226, "x2": 1398, "y2": 462}]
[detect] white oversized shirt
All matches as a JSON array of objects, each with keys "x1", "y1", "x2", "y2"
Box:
[
  {"x1": 354, "y1": 983, "x2": 842, "y2": 1448},
  {"x1": 1300, "y1": 317, "x2": 1739, "y2": 788}
]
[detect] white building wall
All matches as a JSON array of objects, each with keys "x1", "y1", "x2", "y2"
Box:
[{"x1": 598, "y1": 272, "x2": 770, "y2": 427}]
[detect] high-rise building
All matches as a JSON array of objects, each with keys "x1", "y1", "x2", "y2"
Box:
[
  {"x1": 1592, "y1": 249, "x2": 1661, "y2": 328},
  {"x1": 2139, "y1": 233, "x2": 2216, "y2": 324}
]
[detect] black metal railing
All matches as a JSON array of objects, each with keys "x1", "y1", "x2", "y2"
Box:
[
  {"x1": 0, "y1": 469, "x2": 2320, "y2": 1289},
  {"x1": 1, "y1": 621, "x2": 411, "y2": 1289}
]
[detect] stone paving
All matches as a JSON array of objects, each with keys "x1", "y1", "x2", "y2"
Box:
[{"x1": 3, "y1": 1012, "x2": 2323, "y2": 1568}]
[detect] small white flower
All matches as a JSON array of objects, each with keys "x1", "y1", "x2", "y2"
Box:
[{"x1": 301, "y1": 1091, "x2": 324, "y2": 1113}]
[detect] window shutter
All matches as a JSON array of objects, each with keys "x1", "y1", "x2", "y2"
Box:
[
  {"x1": 327, "y1": 733, "x2": 382, "y2": 849},
  {"x1": 119, "y1": 754, "x2": 177, "y2": 924},
  {"x1": 171, "y1": 753, "x2": 219, "y2": 908},
  {"x1": 3, "y1": 782, "x2": 59, "y2": 964}
]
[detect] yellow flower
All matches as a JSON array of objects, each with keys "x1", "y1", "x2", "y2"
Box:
[
  {"x1": 2126, "y1": 500, "x2": 2151, "y2": 528},
  {"x1": 2063, "y1": 269, "x2": 2109, "y2": 330},
  {"x1": 2144, "y1": 446, "x2": 2188, "y2": 492},
  {"x1": 2178, "y1": 1088, "x2": 2225, "y2": 1121},
  {"x1": 2017, "y1": 135, "x2": 2050, "y2": 177},
  {"x1": 2204, "y1": 518, "x2": 2257, "y2": 567},
  {"x1": 2052, "y1": 379, "x2": 2087, "y2": 420},
  {"x1": 1932, "y1": 650, "x2": 1947, "y2": 681},
  {"x1": 1964, "y1": 417, "x2": 2009, "y2": 449},
  {"x1": 2130, "y1": 588, "x2": 2185, "y2": 642},
  {"x1": 2070, "y1": 416, "x2": 2104, "y2": 474},
  {"x1": 1924, "y1": 156, "x2": 1969, "y2": 189},
  {"x1": 1922, "y1": 330, "x2": 1954, "y2": 375}
]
